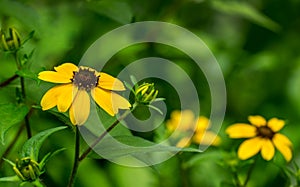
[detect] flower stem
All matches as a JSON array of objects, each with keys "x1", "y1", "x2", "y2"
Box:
[
  {"x1": 78, "y1": 108, "x2": 133, "y2": 162},
  {"x1": 67, "y1": 126, "x2": 80, "y2": 187},
  {"x1": 0, "y1": 74, "x2": 19, "y2": 88},
  {"x1": 13, "y1": 51, "x2": 32, "y2": 139},
  {"x1": 243, "y1": 158, "x2": 258, "y2": 187}
]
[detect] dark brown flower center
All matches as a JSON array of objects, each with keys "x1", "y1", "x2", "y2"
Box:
[
  {"x1": 256, "y1": 126, "x2": 274, "y2": 139},
  {"x1": 72, "y1": 67, "x2": 99, "y2": 91}
]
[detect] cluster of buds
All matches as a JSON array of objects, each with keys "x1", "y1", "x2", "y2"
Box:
[
  {"x1": 13, "y1": 157, "x2": 41, "y2": 182},
  {"x1": 3, "y1": 157, "x2": 42, "y2": 182},
  {"x1": 134, "y1": 83, "x2": 158, "y2": 105},
  {"x1": 0, "y1": 27, "x2": 21, "y2": 52}
]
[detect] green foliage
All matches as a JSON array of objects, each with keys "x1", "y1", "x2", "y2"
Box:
[
  {"x1": 0, "y1": 0, "x2": 300, "y2": 186},
  {"x1": 20, "y1": 126, "x2": 67, "y2": 160},
  {"x1": 0, "y1": 103, "x2": 29, "y2": 144},
  {"x1": 210, "y1": 0, "x2": 281, "y2": 32}
]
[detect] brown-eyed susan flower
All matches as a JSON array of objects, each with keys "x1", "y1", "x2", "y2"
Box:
[
  {"x1": 38, "y1": 63, "x2": 131, "y2": 125},
  {"x1": 226, "y1": 115, "x2": 292, "y2": 162},
  {"x1": 166, "y1": 110, "x2": 220, "y2": 148}
]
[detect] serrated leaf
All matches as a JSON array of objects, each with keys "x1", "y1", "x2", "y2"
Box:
[
  {"x1": 20, "y1": 126, "x2": 67, "y2": 160},
  {"x1": 87, "y1": 0, "x2": 133, "y2": 24},
  {"x1": 211, "y1": 0, "x2": 280, "y2": 32},
  {"x1": 0, "y1": 103, "x2": 29, "y2": 144},
  {"x1": 92, "y1": 135, "x2": 201, "y2": 160}
]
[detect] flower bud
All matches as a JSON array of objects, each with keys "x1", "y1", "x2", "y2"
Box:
[
  {"x1": 134, "y1": 83, "x2": 158, "y2": 104},
  {"x1": 0, "y1": 27, "x2": 21, "y2": 51},
  {"x1": 13, "y1": 157, "x2": 40, "y2": 182}
]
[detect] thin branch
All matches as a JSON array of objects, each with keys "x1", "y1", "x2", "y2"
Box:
[
  {"x1": 79, "y1": 109, "x2": 132, "y2": 162},
  {"x1": 0, "y1": 74, "x2": 19, "y2": 88}
]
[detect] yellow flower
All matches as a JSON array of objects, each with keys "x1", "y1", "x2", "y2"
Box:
[
  {"x1": 38, "y1": 63, "x2": 131, "y2": 125},
  {"x1": 226, "y1": 115, "x2": 292, "y2": 162},
  {"x1": 166, "y1": 110, "x2": 220, "y2": 148}
]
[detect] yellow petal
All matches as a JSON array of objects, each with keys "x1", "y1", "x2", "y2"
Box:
[
  {"x1": 176, "y1": 137, "x2": 191, "y2": 148},
  {"x1": 195, "y1": 116, "x2": 210, "y2": 132},
  {"x1": 225, "y1": 123, "x2": 257, "y2": 138},
  {"x1": 54, "y1": 63, "x2": 78, "y2": 77},
  {"x1": 38, "y1": 71, "x2": 72, "y2": 83},
  {"x1": 92, "y1": 88, "x2": 130, "y2": 116},
  {"x1": 98, "y1": 72, "x2": 125, "y2": 91},
  {"x1": 193, "y1": 131, "x2": 221, "y2": 146},
  {"x1": 41, "y1": 85, "x2": 68, "y2": 110},
  {"x1": 111, "y1": 91, "x2": 131, "y2": 112},
  {"x1": 69, "y1": 105, "x2": 76, "y2": 125},
  {"x1": 70, "y1": 90, "x2": 90, "y2": 125},
  {"x1": 248, "y1": 115, "x2": 267, "y2": 127},
  {"x1": 261, "y1": 139, "x2": 275, "y2": 161},
  {"x1": 238, "y1": 137, "x2": 263, "y2": 160},
  {"x1": 273, "y1": 133, "x2": 293, "y2": 162},
  {"x1": 267, "y1": 118, "x2": 285, "y2": 132},
  {"x1": 57, "y1": 84, "x2": 77, "y2": 112}
]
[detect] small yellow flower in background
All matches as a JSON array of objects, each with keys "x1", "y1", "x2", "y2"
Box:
[
  {"x1": 38, "y1": 63, "x2": 131, "y2": 125},
  {"x1": 166, "y1": 110, "x2": 221, "y2": 148},
  {"x1": 226, "y1": 115, "x2": 292, "y2": 162}
]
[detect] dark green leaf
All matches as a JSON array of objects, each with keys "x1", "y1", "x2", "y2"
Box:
[
  {"x1": 20, "y1": 126, "x2": 67, "y2": 160},
  {"x1": 0, "y1": 103, "x2": 29, "y2": 144},
  {"x1": 211, "y1": 0, "x2": 280, "y2": 32},
  {"x1": 87, "y1": 0, "x2": 133, "y2": 24}
]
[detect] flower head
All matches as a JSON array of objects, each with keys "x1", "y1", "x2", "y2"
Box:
[
  {"x1": 0, "y1": 27, "x2": 21, "y2": 51},
  {"x1": 166, "y1": 110, "x2": 220, "y2": 148},
  {"x1": 226, "y1": 115, "x2": 292, "y2": 162},
  {"x1": 38, "y1": 63, "x2": 131, "y2": 125}
]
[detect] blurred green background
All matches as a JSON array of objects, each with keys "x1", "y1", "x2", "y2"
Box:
[{"x1": 1, "y1": 0, "x2": 300, "y2": 186}]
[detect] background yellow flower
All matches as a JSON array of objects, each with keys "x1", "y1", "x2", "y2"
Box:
[
  {"x1": 166, "y1": 110, "x2": 220, "y2": 147},
  {"x1": 226, "y1": 115, "x2": 292, "y2": 161}
]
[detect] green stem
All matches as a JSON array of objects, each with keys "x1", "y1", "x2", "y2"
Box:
[
  {"x1": 232, "y1": 167, "x2": 242, "y2": 187},
  {"x1": 13, "y1": 51, "x2": 32, "y2": 139},
  {"x1": 178, "y1": 155, "x2": 189, "y2": 187},
  {"x1": 67, "y1": 127, "x2": 80, "y2": 187},
  {"x1": 78, "y1": 108, "x2": 134, "y2": 162},
  {"x1": 243, "y1": 158, "x2": 258, "y2": 187}
]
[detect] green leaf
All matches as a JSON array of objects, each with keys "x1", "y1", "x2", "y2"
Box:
[
  {"x1": 0, "y1": 103, "x2": 29, "y2": 144},
  {"x1": 39, "y1": 148, "x2": 66, "y2": 171},
  {"x1": 0, "y1": 175, "x2": 20, "y2": 182},
  {"x1": 87, "y1": 0, "x2": 133, "y2": 24},
  {"x1": 92, "y1": 135, "x2": 201, "y2": 161},
  {"x1": 211, "y1": 0, "x2": 280, "y2": 32},
  {"x1": 15, "y1": 69, "x2": 39, "y2": 82},
  {"x1": 20, "y1": 126, "x2": 67, "y2": 160}
]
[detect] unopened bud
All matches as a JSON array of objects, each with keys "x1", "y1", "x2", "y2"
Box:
[
  {"x1": 134, "y1": 83, "x2": 158, "y2": 104},
  {"x1": 13, "y1": 157, "x2": 40, "y2": 182},
  {"x1": 0, "y1": 27, "x2": 21, "y2": 51}
]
